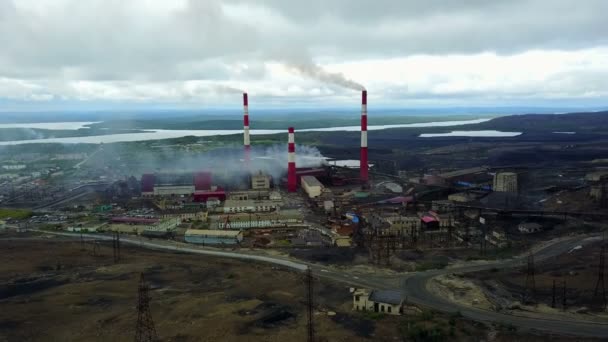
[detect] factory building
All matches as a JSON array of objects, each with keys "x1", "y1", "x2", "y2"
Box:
[
  {"x1": 493, "y1": 172, "x2": 518, "y2": 193},
  {"x1": 301, "y1": 176, "x2": 323, "y2": 198},
  {"x1": 184, "y1": 229, "x2": 243, "y2": 245},
  {"x1": 209, "y1": 209, "x2": 303, "y2": 230},
  {"x1": 153, "y1": 173, "x2": 195, "y2": 196},
  {"x1": 194, "y1": 172, "x2": 212, "y2": 191},
  {"x1": 223, "y1": 199, "x2": 279, "y2": 213},
  {"x1": 140, "y1": 172, "x2": 217, "y2": 198},
  {"x1": 111, "y1": 217, "x2": 160, "y2": 225},
  {"x1": 448, "y1": 192, "x2": 481, "y2": 203},
  {"x1": 228, "y1": 190, "x2": 282, "y2": 202},
  {"x1": 154, "y1": 185, "x2": 194, "y2": 196},
  {"x1": 251, "y1": 171, "x2": 271, "y2": 190},
  {"x1": 384, "y1": 215, "x2": 421, "y2": 235},
  {"x1": 141, "y1": 174, "x2": 155, "y2": 197},
  {"x1": 193, "y1": 189, "x2": 226, "y2": 203}
]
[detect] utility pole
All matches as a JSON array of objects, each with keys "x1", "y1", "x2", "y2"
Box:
[
  {"x1": 112, "y1": 231, "x2": 121, "y2": 263},
  {"x1": 306, "y1": 268, "x2": 315, "y2": 342},
  {"x1": 593, "y1": 245, "x2": 606, "y2": 310},
  {"x1": 135, "y1": 273, "x2": 158, "y2": 342},
  {"x1": 562, "y1": 281, "x2": 567, "y2": 311},
  {"x1": 524, "y1": 252, "x2": 536, "y2": 303},
  {"x1": 552, "y1": 280, "x2": 556, "y2": 308}
]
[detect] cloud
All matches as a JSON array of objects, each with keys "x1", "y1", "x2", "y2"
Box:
[{"x1": 0, "y1": 0, "x2": 607, "y2": 107}]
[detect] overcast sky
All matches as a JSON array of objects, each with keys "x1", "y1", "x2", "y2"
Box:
[{"x1": 1, "y1": 0, "x2": 607, "y2": 110}]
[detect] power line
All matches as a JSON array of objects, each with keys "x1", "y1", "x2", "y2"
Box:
[
  {"x1": 306, "y1": 267, "x2": 315, "y2": 342},
  {"x1": 593, "y1": 244, "x2": 606, "y2": 310},
  {"x1": 524, "y1": 252, "x2": 536, "y2": 304},
  {"x1": 135, "y1": 273, "x2": 158, "y2": 342}
]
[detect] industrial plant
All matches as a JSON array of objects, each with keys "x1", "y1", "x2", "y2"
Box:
[{"x1": 2, "y1": 89, "x2": 608, "y2": 341}]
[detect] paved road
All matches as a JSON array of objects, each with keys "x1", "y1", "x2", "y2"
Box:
[
  {"x1": 403, "y1": 235, "x2": 608, "y2": 338},
  {"x1": 32, "y1": 231, "x2": 608, "y2": 337}
]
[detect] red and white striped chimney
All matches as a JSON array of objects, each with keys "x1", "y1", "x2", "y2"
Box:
[
  {"x1": 243, "y1": 92, "x2": 251, "y2": 164},
  {"x1": 360, "y1": 90, "x2": 368, "y2": 183},
  {"x1": 287, "y1": 127, "x2": 297, "y2": 192}
]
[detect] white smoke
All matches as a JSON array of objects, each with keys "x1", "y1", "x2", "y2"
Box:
[
  {"x1": 212, "y1": 85, "x2": 245, "y2": 94},
  {"x1": 285, "y1": 62, "x2": 365, "y2": 91},
  {"x1": 101, "y1": 143, "x2": 327, "y2": 189}
]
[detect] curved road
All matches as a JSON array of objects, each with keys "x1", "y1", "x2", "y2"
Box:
[
  {"x1": 34, "y1": 231, "x2": 608, "y2": 337},
  {"x1": 403, "y1": 235, "x2": 608, "y2": 338}
]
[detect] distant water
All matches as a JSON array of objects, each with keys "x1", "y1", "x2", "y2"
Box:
[
  {"x1": 0, "y1": 122, "x2": 98, "y2": 130},
  {"x1": 299, "y1": 118, "x2": 491, "y2": 132},
  {"x1": 0, "y1": 118, "x2": 494, "y2": 145},
  {"x1": 420, "y1": 130, "x2": 522, "y2": 138},
  {"x1": 553, "y1": 131, "x2": 576, "y2": 134}
]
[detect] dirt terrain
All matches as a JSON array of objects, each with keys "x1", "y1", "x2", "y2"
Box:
[
  {"x1": 1, "y1": 232, "x2": 604, "y2": 341},
  {"x1": 0, "y1": 234, "x2": 381, "y2": 342}
]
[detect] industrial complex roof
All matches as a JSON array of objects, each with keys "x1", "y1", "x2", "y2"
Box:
[
  {"x1": 301, "y1": 175, "x2": 322, "y2": 187},
  {"x1": 184, "y1": 229, "x2": 241, "y2": 237}
]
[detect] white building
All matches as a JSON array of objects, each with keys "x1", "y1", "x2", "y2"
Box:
[
  {"x1": 223, "y1": 200, "x2": 279, "y2": 214},
  {"x1": 153, "y1": 185, "x2": 195, "y2": 196},
  {"x1": 384, "y1": 215, "x2": 421, "y2": 235},
  {"x1": 210, "y1": 209, "x2": 302, "y2": 229},
  {"x1": 301, "y1": 176, "x2": 323, "y2": 198},
  {"x1": 493, "y1": 172, "x2": 518, "y2": 193},
  {"x1": 351, "y1": 288, "x2": 403, "y2": 315},
  {"x1": 206, "y1": 197, "x2": 221, "y2": 208},
  {"x1": 518, "y1": 222, "x2": 542, "y2": 234},
  {"x1": 251, "y1": 171, "x2": 272, "y2": 190},
  {"x1": 2, "y1": 164, "x2": 26, "y2": 171}
]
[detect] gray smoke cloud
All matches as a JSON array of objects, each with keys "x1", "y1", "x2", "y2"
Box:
[
  {"x1": 285, "y1": 61, "x2": 366, "y2": 91},
  {"x1": 96, "y1": 142, "x2": 326, "y2": 189}
]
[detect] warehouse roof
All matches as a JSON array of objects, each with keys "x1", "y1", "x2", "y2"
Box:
[
  {"x1": 301, "y1": 175, "x2": 322, "y2": 187},
  {"x1": 224, "y1": 199, "x2": 278, "y2": 208},
  {"x1": 185, "y1": 229, "x2": 241, "y2": 237},
  {"x1": 209, "y1": 209, "x2": 302, "y2": 223},
  {"x1": 369, "y1": 290, "x2": 403, "y2": 305}
]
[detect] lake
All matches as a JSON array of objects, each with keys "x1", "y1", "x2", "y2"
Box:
[
  {"x1": 419, "y1": 130, "x2": 522, "y2": 137},
  {"x1": 0, "y1": 118, "x2": 494, "y2": 145},
  {"x1": 0, "y1": 122, "x2": 98, "y2": 130}
]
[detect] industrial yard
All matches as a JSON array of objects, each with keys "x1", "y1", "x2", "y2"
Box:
[{"x1": 1, "y1": 93, "x2": 608, "y2": 340}]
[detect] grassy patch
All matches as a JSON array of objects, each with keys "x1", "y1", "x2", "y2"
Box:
[
  {"x1": 0, "y1": 208, "x2": 33, "y2": 220},
  {"x1": 415, "y1": 260, "x2": 448, "y2": 272},
  {"x1": 361, "y1": 311, "x2": 385, "y2": 320}
]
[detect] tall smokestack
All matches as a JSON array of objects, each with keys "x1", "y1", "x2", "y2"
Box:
[
  {"x1": 287, "y1": 127, "x2": 297, "y2": 192},
  {"x1": 243, "y1": 92, "x2": 251, "y2": 164},
  {"x1": 360, "y1": 90, "x2": 368, "y2": 183}
]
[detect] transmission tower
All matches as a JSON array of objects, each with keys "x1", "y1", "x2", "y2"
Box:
[
  {"x1": 306, "y1": 268, "x2": 315, "y2": 342},
  {"x1": 593, "y1": 245, "x2": 606, "y2": 310},
  {"x1": 562, "y1": 280, "x2": 567, "y2": 311},
  {"x1": 135, "y1": 273, "x2": 158, "y2": 342},
  {"x1": 113, "y1": 232, "x2": 121, "y2": 263},
  {"x1": 524, "y1": 252, "x2": 536, "y2": 303},
  {"x1": 552, "y1": 280, "x2": 556, "y2": 308}
]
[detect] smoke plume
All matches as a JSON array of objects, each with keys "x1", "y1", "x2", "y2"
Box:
[
  {"x1": 285, "y1": 62, "x2": 365, "y2": 91},
  {"x1": 95, "y1": 142, "x2": 327, "y2": 190},
  {"x1": 212, "y1": 85, "x2": 245, "y2": 94}
]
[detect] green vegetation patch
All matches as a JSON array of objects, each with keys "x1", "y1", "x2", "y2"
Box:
[{"x1": 0, "y1": 208, "x2": 33, "y2": 220}]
